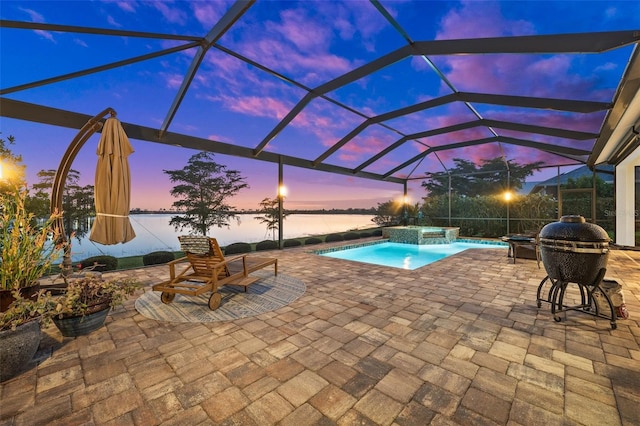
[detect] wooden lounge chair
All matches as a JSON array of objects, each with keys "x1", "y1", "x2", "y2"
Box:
[{"x1": 152, "y1": 236, "x2": 278, "y2": 310}]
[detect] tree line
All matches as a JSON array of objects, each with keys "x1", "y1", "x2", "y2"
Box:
[
  {"x1": 372, "y1": 158, "x2": 614, "y2": 238},
  {"x1": 3, "y1": 133, "x2": 612, "y2": 241}
]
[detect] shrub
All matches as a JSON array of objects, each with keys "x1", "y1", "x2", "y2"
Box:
[
  {"x1": 256, "y1": 240, "x2": 278, "y2": 251},
  {"x1": 78, "y1": 255, "x2": 118, "y2": 272},
  {"x1": 283, "y1": 239, "x2": 302, "y2": 248},
  {"x1": 304, "y1": 237, "x2": 323, "y2": 245},
  {"x1": 224, "y1": 242, "x2": 251, "y2": 254},
  {"x1": 142, "y1": 251, "x2": 175, "y2": 266},
  {"x1": 325, "y1": 233, "x2": 344, "y2": 242},
  {"x1": 343, "y1": 232, "x2": 360, "y2": 240}
]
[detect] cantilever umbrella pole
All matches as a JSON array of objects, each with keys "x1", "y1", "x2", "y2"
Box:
[{"x1": 51, "y1": 107, "x2": 116, "y2": 276}]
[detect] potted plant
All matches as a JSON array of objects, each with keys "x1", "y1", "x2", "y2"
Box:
[
  {"x1": 0, "y1": 186, "x2": 62, "y2": 311},
  {"x1": 1, "y1": 186, "x2": 62, "y2": 382},
  {"x1": 52, "y1": 275, "x2": 139, "y2": 337},
  {"x1": 0, "y1": 290, "x2": 56, "y2": 381}
]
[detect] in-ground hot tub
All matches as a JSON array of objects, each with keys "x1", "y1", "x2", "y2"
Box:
[{"x1": 382, "y1": 226, "x2": 460, "y2": 245}]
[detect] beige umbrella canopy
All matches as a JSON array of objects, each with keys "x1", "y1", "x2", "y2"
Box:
[{"x1": 89, "y1": 115, "x2": 136, "y2": 245}]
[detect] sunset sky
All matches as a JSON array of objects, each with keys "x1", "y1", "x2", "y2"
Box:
[{"x1": 1, "y1": 0, "x2": 639, "y2": 210}]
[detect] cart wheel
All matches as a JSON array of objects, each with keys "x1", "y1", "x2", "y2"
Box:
[
  {"x1": 160, "y1": 292, "x2": 175, "y2": 304},
  {"x1": 553, "y1": 316, "x2": 562, "y2": 322},
  {"x1": 208, "y1": 293, "x2": 221, "y2": 310}
]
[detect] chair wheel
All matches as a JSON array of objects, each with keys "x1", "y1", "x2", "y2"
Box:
[
  {"x1": 161, "y1": 292, "x2": 175, "y2": 304},
  {"x1": 209, "y1": 293, "x2": 221, "y2": 310},
  {"x1": 553, "y1": 316, "x2": 562, "y2": 322},
  {"x1": 610, "y1": 322, "x2": 617, "y2": 330}
]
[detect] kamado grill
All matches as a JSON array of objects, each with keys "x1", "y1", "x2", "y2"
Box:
[{"x1": 535, "y1": 215, "x2": 617, "y2": 329}]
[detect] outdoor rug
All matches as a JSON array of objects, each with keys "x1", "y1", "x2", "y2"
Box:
[{"x1": 134, "y1": 271, "x2": 305, "y2": 322}]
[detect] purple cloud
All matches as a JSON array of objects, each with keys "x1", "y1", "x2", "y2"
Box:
[
  {"x1": 116, "y1": 2, "x2": 136, "y2": 13},
  {"x1": 18, "y1": 7, "x2": 55, "y2": 42},
  {"x1": 429, "y1": 3, "x2": 614, "y2": 102},
  {"x1": 268, "y1": 9, "x2": 331, "y2": 51},
  {"x1": 436, "y1": 1, "x2": 535, "y2": 39},
  {"x1": 225, "y1": 96, "x2": 292, "y2": 120},
  {"x1": 152, "y1": 1, "x2": 187, "y2": 25},
  {"x1": 105, "y1": 15, "x2": 122, "y2": 28},
  {"x1": 191, "y1": 1, "x2": 229, "y2": 28}
]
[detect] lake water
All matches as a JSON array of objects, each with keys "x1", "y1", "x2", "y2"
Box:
[{"x1": 68, "y1": 213, "x2": 375, "y2": 261}]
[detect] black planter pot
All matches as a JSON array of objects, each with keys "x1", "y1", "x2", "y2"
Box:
[
  {"x1": 53, "y1": 305, "x2": 110, "y2": 337},
  {"x1": 539, "y1": 215, "x2": 609, "y2": 284}
]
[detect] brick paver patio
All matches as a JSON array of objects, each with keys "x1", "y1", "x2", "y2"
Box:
[{"x1": 1, "y1": 240, "x2": 639, "y2": 425}]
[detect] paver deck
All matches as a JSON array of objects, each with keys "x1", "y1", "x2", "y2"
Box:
[{"x1": 1, "y1": 240, "x2": 639, "y2": 425}]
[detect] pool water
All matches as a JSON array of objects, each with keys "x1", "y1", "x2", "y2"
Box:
[{"x1": 318, "y1": 241, "x2": 507, "y2": 270}]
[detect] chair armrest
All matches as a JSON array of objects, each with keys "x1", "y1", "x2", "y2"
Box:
[
  {"x1": 222, "y1": 254, "x2": 248, "y2": 263},
  {"x1": 167, "y1": 256, "x2": 190, "y2": 279}
]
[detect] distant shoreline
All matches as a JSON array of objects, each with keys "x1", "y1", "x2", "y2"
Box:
[{"x1": 129, "y1": 208, "x2": 377, "y2": 215}]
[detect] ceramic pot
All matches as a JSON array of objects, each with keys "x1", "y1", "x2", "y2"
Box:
[
  {"x1": 53, "y1": 305, "x2": 110, "y2": 337},
  {"x1": 0, "y1": 320, "x2": 41, "y2": 382}
]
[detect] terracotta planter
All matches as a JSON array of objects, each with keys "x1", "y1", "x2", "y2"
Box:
[
  {"x1": 53, "y1": 304, "x2": 110, "y2": 337},
  {"x1": 0, "y1": 320, "x2": 42, "y2": 382},
  {"x1": 0, "y1": 284, "x2": 41, "y2": 313}
]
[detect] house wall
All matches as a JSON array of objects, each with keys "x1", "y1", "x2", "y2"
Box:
[{"x1": 615, "y1": 147, "x2": 640, "y2": 247}]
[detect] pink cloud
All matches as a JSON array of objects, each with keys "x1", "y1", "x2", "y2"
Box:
[
  {"x1": 152, "y1": 2, "x2": 187, "y2": 25},
  {"x1": 269, "y1": 9, "x2": 331, "y2": 51},
  {"x1": 436, "y1": 1, "x2": 535, "y2": 40},
  {"x1": 431, "y1": 52, "x2": 607, "y2": 101},
  {"x1": 488, "y1": 109, "x2": 606, "y2": 133},
  {"x1": 207, "y1": 132, "x2": 232, "y2": 143},
  {"x1": 19, "y1": 7, "x2": 44, "y2": 22},
  {"x1": 161, "y1": 72, "x2": 184, "y2": 89},
  {"x1": 317, "y1": 0, "x2": 388, "y2": 52},
  {"x1": 222, "y1": 4, "x2": 374, "y2": 85},
  {"x1": 34, "y1": 29, "x2": 55, "y2": 42},
  {"x1": 115, "y1": 2, "x2": 135, "y2": 13},
  {"x1": 73, "y1": 38, "x2": 88, "y2": 48},
  {"x1": 191, "y1": 2, "x2": 229, "y2": 28},
  {"x1": 341, "y1": 133, "x2": 393, "y2": 157},
  {"x1": 224, "y1": 96, "x2": 292, "y2": 120},
  {"x1": 242, "y1": 38, "x2": 353, "y2": 85},
  {"x1": 106, "y1": 14, "x2": 121, "y2": 27},
  {"x1": 18, "y1": 7, "x2": 55, "y2": 42},
  {"x1": 427, "y1": 3, "x2": 614, "y2": 103}
]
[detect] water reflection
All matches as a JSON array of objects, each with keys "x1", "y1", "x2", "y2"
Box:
[{"x1": 68, "y1": 213, "x2": 374, "y2": 261}]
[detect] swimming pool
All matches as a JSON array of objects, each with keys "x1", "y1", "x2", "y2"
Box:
[{"x1": 316, "y1": 240, "x2": 507, "y2": 270}]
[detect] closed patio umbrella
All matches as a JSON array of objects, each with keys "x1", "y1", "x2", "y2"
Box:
[{"x1": 89, "y1": 115, "x2": 136, "y2": 245}]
